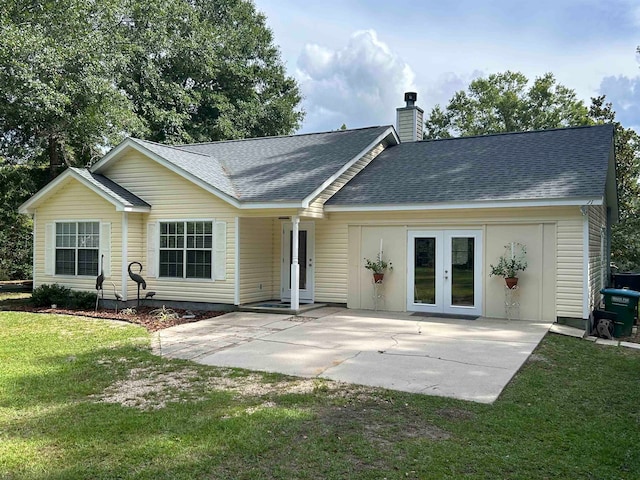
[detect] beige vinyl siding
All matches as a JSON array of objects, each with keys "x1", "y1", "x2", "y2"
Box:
[
  {"x1": 272, "y1": 223, "x2": 281, "y2": 299},
  {"x1": 588, "y1": 204, "x2": 607, "y2": 311},
  {"x1": 125, "y1": 212, "x2": 145, "y2": 301},
  {"x1": 103, "y1": 151, "x2": 238, "y2": 303},
  {"x1": 396, "y1": 107, "x2": 423, "y2": 142},
  {"x1": 34, "y1": 178, "x2": 122, "y2": 293},
  {"x1": 301, "y1": 141, "x2": 387, "y2": 218},
  {"x1": 315, "y1": 219, "x2": 349, "y2": 303},
  {"x1": 315, "y1": 206, "x2": 582, "y2": 319},
  {"x1": 556, "y1": 218, "x2": 584, "y2": 318},
  {"x1": 238, "y1": 218, "x2": 276, "y2": 304}
]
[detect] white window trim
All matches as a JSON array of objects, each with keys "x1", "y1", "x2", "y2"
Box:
[
  {"x1": 157, "y1": 219, "x2": 216, "y2": 280},
  {"x1": 53, "y1": 220, "x2": 102, "y2": 277}
]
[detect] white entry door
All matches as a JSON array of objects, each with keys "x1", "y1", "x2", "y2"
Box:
[
  {"x1": 407, "y1": 230, "x2": 483, "y2": 316},
  {"x1": 281, "y1": 222, "x2": 315, "y2": 303}
]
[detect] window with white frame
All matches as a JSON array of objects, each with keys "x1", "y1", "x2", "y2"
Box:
[
  {"x1": 159, "y1": 221, "x2": 213, "y2": 279},
  {"x1": 55, "y1": 222, "x2": 100, "y2": 276}
]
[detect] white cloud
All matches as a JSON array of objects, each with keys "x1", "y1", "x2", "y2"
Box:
[
  {"x1": 599, "y1": 75, "x2": 640, "y2": 130},
  {"x1": 295, "y1": 30, "x2": 416, "y2": 132}
]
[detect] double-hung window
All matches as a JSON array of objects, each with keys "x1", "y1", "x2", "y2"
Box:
[
  {"x1": 55, "y1": 222, "x2": 100, "y2": 276},
  {"x1": 159, "y1": 221, "x2": 213, "y2": 279}
]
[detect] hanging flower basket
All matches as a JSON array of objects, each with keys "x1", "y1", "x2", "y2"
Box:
[{"x1": 373, "y1": 273, "x2": 384, "y2": 283}]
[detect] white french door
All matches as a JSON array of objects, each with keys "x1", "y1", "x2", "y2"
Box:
[
  {"x1": 281, "y1": 222, "x2": 315, "y2": 303},
  {"x1": 407, "y1": 230, "x2": 483, "y2": 316}
]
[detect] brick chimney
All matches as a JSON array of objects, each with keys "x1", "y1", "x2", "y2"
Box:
[{"x1": 396, "y1": 92, "x2": 424, "y2": 142}]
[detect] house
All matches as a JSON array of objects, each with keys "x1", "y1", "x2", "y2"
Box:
[{"x1": 19, "y1": 94, "x2": 617, "y2": 327}]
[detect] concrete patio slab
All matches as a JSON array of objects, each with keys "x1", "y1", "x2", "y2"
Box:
[{"x1": 154, "y1": 309, "x2": 552, "y2": 403}]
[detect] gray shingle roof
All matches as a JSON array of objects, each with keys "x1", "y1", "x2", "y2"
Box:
[
  {"x1": 168, "y1": 126, "x2": 393, "y2": 202},
  {"x1": 130, "y1": 138, "x2": 238, "y2": 200},
  {"x1": 71, "y1": 168, "x2": 151, "y2": 208},
  {"x1": 326, "y1": 124, "x2": 615, "y2": 206}
]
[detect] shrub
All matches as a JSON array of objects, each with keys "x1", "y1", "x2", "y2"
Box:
[
  {"x1": 32, "y1": 284, "x2": 97, "y2": 309},
  {"x1": 31, "y1": 284, "x2": 72, "y2": 307},
  {"x1": 70, "y1": 290, "x2": 98, "y2": 310}
]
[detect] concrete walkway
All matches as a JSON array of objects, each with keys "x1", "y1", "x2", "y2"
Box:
[{"x1": 153, "y1": 308, "x2": 552, "y2": 403}]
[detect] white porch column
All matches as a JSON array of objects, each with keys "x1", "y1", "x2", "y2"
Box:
[{"x1": 290, "y1": 215, "x2": 300, "y2": 311}]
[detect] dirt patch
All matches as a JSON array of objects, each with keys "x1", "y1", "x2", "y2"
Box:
[
  {"x1": 7, "y1": 304, "x2": 223, "y2": 332},
  {"x1": 91, "y1": 365, "x2": 371, "y2": 411},
  {"x1": 92, "y1": 366, "x2": 204, "y2": 410}
]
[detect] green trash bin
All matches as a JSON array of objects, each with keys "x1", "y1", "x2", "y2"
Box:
[{"x1": 600, "y1": 288, "x2": 640, "y2": 337}]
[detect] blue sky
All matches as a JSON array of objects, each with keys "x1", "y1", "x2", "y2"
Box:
[{"x1": 254, "y1": 0, "x2": 640, "y2": 133}]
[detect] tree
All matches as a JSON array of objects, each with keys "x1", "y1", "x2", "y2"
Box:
[
  {"x1": 114, "y1": 0, "x2": 303, "y2": 145},
  {"x1": 0, "y1": 165, "x2": 49, "y2": 279},
  {"x1": 425, "y1": 71, "x2": 640, "y2": 270},
  {"x1": 0, "y1": 0, "x2": 304, "y2": 171},
  {"x1": 590, "y1": 96, "x2": 640, "y2": 271},
  {"x1": 0, "y1": 0, "x2": 140, "y2": 175},
  {"x1": 424, "y1": 71, "x2": 590, "y2": 139}
]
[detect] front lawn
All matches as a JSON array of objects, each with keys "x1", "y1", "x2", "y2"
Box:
[{"x1": 1, "y1": 311, "x2": 639, "y2": 479}]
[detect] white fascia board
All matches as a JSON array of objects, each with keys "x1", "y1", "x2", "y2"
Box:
[
  {"x1": 300, "y1": 127, "x2": 399, "y2": 208},
  {"x1": 122, "y1": 206, "x2": 152, "y2": 213},
  {"x1": 324, "y1": 197, "x2": 604, "y2": 213},
  {"x1": 18, "y1": 168, "x2": 149, "y2": 214},
  {"x1": 238, "y1": 201, "x2": 304, "y2": 210},
  {"x1": 89, "y1": 137, "x2": 136, "y2": 172},
  {"x1": 19, "y1": 169, "x2": 73, "y2": 214},
  {"x1": 91, "y1": 138, "x2": 242, "y2": 209}
]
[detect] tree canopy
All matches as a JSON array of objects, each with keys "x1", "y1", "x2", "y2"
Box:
[
  {"x1": 0, "y1": 0, "x2": 303, "y2": 174},
  {"x1": 424, "y1": 71, "x2": 590, "y2": 139},
  {"x1": 425, "y1": 71, "x2": 640, "y2": 270}
]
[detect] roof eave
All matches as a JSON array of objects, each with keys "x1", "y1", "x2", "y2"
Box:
[{"x1": 324, "y1": 197, "x2": 604, "y2": 213}]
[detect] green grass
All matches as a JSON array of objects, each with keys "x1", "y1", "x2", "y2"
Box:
[{"x1": 2, "y1": 310, "x2": 640, "y2": 479}]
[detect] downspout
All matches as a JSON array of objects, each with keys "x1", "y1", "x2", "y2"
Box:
[{"x1": 581, "y1": 205, "x2": 590, "y2": 335}]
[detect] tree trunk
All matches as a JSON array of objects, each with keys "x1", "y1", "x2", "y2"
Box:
[{"x1": 48, "y1": 136, "x2": 58, "y2": 179}]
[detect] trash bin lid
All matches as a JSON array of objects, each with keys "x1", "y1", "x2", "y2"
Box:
[{"x1": 600, "y1": 288, "x2": 640, "y2": 298}]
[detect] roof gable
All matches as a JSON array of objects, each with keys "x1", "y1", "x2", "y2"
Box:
[
  {"x1": 326, "y1": 124, "x2": 616, "y2": 208},
  {"x1": 19, "y1": 167, "x2": 151, "y2": 214}
]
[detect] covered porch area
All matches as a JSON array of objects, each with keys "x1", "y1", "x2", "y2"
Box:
[{"x1": 236, "y1": 215, "x2": 327, "y2": 314}]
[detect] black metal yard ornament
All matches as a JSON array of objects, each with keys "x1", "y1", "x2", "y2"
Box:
[
  {"x1": 95, "y1": 254, "x2": 105, "y2": 311},
  {"x1": 128, "y1": 261, "x2": 147, "y2": 307}
]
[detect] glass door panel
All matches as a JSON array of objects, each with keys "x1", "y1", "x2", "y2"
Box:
[
  {"x1": 408, "y1": 230, "x2": 482, "y2": 316},
  {"x1": 414, "y1": 237, "x2": 436, "y2": 304},
  {"x1": 450, "y1": 237, "x2": 475, "y2": 307}
]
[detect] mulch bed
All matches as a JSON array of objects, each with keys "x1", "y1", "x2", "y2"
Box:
[{"x1": 6, "y1": 304, "x2": 225, "y2": 332}]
